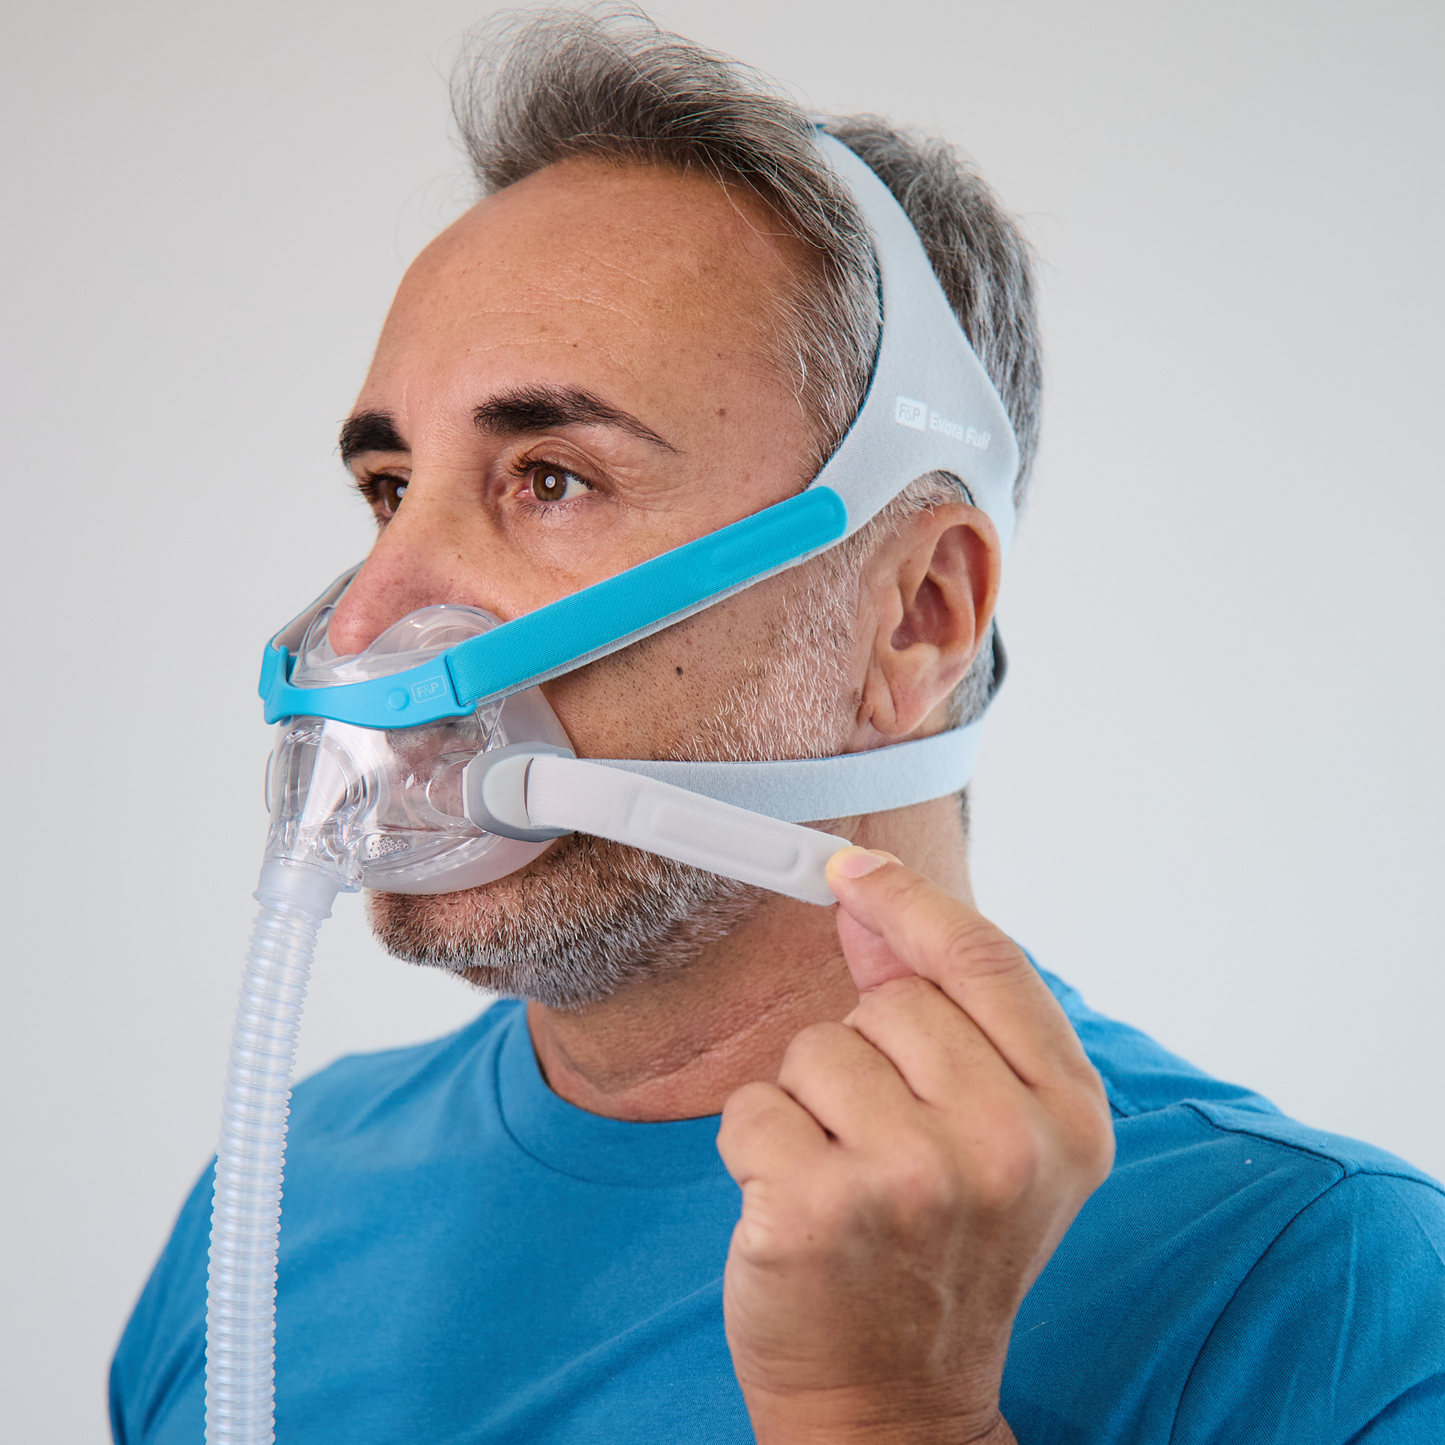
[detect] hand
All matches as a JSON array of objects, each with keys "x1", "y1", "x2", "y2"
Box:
[{"x1": 716, "y1": 848, "x2": 1115, "y2": 1445}]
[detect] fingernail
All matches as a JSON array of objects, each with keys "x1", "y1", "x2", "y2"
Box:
[{"x1": 829, "y1": 847, "x2": 896, "y2": 879}]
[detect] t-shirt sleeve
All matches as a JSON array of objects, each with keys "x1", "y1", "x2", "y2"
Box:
[{"x1": 1171, "y1": 1171, "x2": 1445, "y2": 1444}]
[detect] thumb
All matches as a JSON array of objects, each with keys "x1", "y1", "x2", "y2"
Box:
[{"x1": 826, "y1": 847, "x2": 916, "y2": 992}]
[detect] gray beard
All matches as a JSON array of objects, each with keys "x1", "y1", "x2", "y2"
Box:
[
  {"x1": 365, "y1": 554, "x2": 860, "y2": 1011},
  {"x1": 366, "y1": 834, "x2": 766, "y2": 1009}
]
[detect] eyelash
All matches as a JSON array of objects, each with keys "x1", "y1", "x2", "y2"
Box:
[{"x1": 352, "y1": 471, "x2": 407, "y2": 520}]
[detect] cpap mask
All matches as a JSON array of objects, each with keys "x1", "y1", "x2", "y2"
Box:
[
  {"x1": 261, "y1": 576, "x2": 1007, "y2": 909},
  {"x1": 205, "y1": 131, "x2": 1022, "y2": 1445}
]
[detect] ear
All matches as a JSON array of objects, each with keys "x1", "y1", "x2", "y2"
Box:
[{"x1": 858, "y1": 502, "x2": 1001, "y2": 740}]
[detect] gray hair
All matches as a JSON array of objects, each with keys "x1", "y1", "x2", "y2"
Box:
[{"x1": 451, "y1": 5, "x2": 1041, "y2": 731}]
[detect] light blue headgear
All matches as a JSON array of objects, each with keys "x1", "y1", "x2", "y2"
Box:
[
  {"x1": 258, "y1": 132, "x2": 1020, "y2": 901},
  {"x1": 211, "y1": 131, "x2": 1026, "y2": 1445}
]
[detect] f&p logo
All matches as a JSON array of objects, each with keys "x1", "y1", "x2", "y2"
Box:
[{"x1": 894, "y1": 395, "x2": 928, "y2": 431}]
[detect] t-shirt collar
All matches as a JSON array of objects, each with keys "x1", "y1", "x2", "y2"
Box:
[{"x1": 494, "y1": 1002, "x2": 732, "y2": 1188}]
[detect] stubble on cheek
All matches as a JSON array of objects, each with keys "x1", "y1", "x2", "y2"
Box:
[{"x1": 365, "y1": 551, "x2": 865, "y2": 1008}]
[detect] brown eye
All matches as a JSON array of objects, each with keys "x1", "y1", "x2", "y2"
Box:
[
  {"x1": 381, "y1": 476, "x2": 407, "y2": 515},
  {"x1": 530, "y1": 465, "x2": 590, "y2": 503},
  {"x1": 363, "y1": 473, "x2": 407, "y2": 518}
]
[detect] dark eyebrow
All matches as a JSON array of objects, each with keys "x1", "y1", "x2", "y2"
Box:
[
  {"x1": 472, "y1": 384, "x2": 677, "y2": 453},
  {"x1": 339, "y1": 410, "x2": 408, "y2": 465}
]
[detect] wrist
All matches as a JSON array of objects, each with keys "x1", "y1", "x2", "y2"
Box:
[{"x1": 742, "y1": 1384, "x2": 1013, "y2": 1445}]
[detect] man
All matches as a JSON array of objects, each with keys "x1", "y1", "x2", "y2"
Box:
[{"x1": 112, "y1": 8, "x2": 1445, "y2": 1442}]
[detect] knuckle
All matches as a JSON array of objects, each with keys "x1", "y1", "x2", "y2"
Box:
[
  {"x1": 733, "y1": 1181, "x2": 799, "y2": 1263},
  {"x1": 938, "y1": 914, "x2": 1023, "y2": 980},
  {"x1": 887, "y1": 867, "x2": 936, "y2": 909},
  {"x1": 802, "y1": 1180, "x2": 858, "y2": 1242},
  {"x1": 719, "y1": 1080, "x2": 774, "y2": 1121},
  {"x1": 738, "y1": 1176, "x2": 849, "y2": 1266},
  {"x1": 1071, "y1": 1092, "x2": 1118, "y2": 1187},
  {"x1": 878, "y1": 1135, "x2": 957, "y2": 1222},
  {"x1": 721, "y1": 1079, "x2": 781, "y2": 1124},
  {"x1": 795, "y1": 1018, "x2": 852, "y2": 1050},
  {"x1": 967, "y1": 1129, "x2": 1042, "y2": 1213},
  {"x1": 779, "y1": 1020, "x2": 850, "y2": 1076},
  {"x1": 733, "y1": 1211, "x2": 788, "y2": 1265},
  {"x1": 850, "y1": 974, "x2": 930, "y2": 1024},
  {"x1": 1048, "y1": 1072, "x2": 1117, "y2": 1188},
  {"x1": 718, "y1": 1081, "x2": 786, "y2": 1148}
]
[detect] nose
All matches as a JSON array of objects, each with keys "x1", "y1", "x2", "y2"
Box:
[{"x1": 326, "y1": 482, "x2": 472, "y2": 656}]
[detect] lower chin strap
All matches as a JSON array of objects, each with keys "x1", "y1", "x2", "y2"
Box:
[{"x1": 462, "y1": 726, "x2": 982, "y2": 906}]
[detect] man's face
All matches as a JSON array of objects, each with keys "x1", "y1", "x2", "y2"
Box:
[{"x1": 333, "y1": 158, "x2": 864, "y2": 1004}]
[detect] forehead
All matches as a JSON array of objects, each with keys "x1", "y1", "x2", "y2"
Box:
[{"x1": 366, "y1": 158, "x2": 811, "y2": 409}]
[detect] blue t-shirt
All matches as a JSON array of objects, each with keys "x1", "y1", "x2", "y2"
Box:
[{"x1": 111, "y1": 967, "x2": 1445, "y2": 1443}]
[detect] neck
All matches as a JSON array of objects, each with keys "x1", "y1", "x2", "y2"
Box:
[{"x1": 526, "y1": 798, "x2": 974, "y2": 1120}]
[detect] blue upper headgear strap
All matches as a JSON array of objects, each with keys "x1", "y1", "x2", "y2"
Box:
[{"x1": 260, "y1": 131, "x2": 1020, "y2": 730}]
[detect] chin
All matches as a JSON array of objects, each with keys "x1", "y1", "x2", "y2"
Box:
[{"x1": 364, "y1": 832, "x2": 765, "y2": 1011}]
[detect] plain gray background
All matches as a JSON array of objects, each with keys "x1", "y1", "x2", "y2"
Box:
[{"x1": 3, "y1": 1, "x2": 1441, "y2": 1439}]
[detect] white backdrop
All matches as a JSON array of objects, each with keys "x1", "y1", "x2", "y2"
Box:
[{"x1": 3, "y1": 2, "x2": 1441, "y2": 1439}]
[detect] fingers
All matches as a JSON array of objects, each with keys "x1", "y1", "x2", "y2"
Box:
[
  {"x1": 723, "y1": 1022, "x2": 934, "y2": 1160},
  {"x1": 717, "y1": 1079, "x2": 830, "y2": 1187},
  {"x1": 773, "y1": 1020, "x2": 917, "y2": 1147},
  {"x1": 718, "y1": 1082, "x2": 834, "y2": 1269},
  {"x1": 834, "y1": 901, "x2": 914, "y2": 991},
  {"x1": 830, "y1": 850, "x2": 913, "y2": 990},
  {"x1": 843, "y1": 974, "x2": 1031, "y2": 1115},
  {"x1": 826, "y1": 848, "x2": 1098, "y2": 1096},
  {"x1": 717, "y1": 849, "x2": 1115, "y2": 1429}
]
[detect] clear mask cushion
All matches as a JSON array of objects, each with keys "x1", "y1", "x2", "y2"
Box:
[{"x1": 265, "y1": 603, "x2": 572, "y2": 893}]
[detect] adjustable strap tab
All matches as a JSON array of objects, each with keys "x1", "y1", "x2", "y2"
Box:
[
  {"x1": 527, "y1": 757, "x2": 849, "y2": 906},
  {"x1": 464, "y1": 747, "x2": 848, "y2": 906}
]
